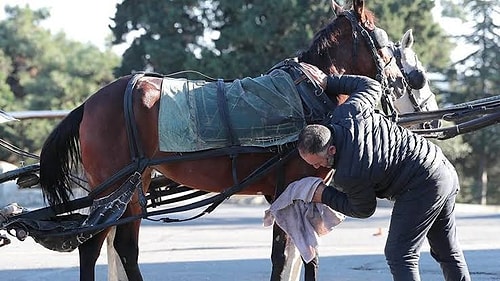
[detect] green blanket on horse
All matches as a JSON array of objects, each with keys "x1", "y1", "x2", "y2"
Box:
[{"x1": 158, "y1": 69, "x2": 305, "y2": 152}]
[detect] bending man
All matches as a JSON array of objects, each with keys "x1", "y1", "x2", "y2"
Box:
[{"x1": 297, "y1": 65, "x2": 470, "y2": 281}]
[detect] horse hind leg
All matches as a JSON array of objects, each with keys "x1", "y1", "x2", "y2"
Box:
[
  {"x1": 112, "y1": 218, "x2": 143, "y2": 281},
  {"x1": 107, "y1": 226, "x2": 128, "y2": 281},
  {"x1": 110, "y1": 172, "x2": 151, "y2": 281},
  {"x1": 302, "y1": 254, "x2": 319, "y2": 281},
  {"x1": 270, "y1": 224, "x2": 319, "y2": 281},
  {"x1": 78, "y1": 229, "x2": 110, "y2": 281},
  {"x1": 270, "y1": 224, "x2": 303, "y2": 281}
]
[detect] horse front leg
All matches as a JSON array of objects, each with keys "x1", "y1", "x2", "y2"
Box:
[
  {"x1": 78, "y1": 230, "x2": 109, "y2": 281},
  {"x1": 270, "y1": 224, "x2": 319, "y2": 281},
  {"x1": 270, "y1": 224, "x2": 302, "y2": 281},
  {"x1": 302, "y1": 254, "x2": 319, "y2": 281}
]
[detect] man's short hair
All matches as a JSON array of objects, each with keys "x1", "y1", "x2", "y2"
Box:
[{"x1": 297, "y1": 124, "x2": 332, "y2": 154}]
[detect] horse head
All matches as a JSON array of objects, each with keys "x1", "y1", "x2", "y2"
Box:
[
  {"x1": 389, "y1": 29, "x2": 441, "y2": 129},
  {"x1": 396, "y1": 29, "x2": 428, "y2": 90},
  {"x1": 298, "y1": 0, "x2": 409, "y2": 114}
]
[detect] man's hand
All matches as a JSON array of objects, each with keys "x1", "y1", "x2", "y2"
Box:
[{"x1": 299, "y1": 62, "x2": 328, "y2": 89}]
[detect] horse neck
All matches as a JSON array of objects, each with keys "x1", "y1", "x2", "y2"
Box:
[
  {"x1": 299, "y1": 46, "x2": 379, "y2": 109},
  {"x1": 300, "y1": 15, "x2": 378, "y2": 78}
]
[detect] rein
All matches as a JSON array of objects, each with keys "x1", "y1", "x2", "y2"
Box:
[
  {"x1": 17, "y1": 145, "x2": 300, "y2": 239},
  {"x1": 342, "y1": 11, "x2": 387, "y2": 84}
]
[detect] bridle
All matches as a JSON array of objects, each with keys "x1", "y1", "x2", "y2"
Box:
[
  {"x1": 339, "y1": 10, "x2": 410, "y2": 116},
  {"x1": 391, "y1": 42, "x2": 427, "y2": 90},
  {"x1": 389, "y1": 42, "x2": 435, "y2": 113}
]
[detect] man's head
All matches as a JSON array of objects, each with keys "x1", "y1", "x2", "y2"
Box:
[{"x1": 297, "y1": 124, "x2": 336, "y2": 169}]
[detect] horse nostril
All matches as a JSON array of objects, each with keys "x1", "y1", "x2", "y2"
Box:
[{"x1": 407, "y1": 69, "x2": 427, "y2": 90}]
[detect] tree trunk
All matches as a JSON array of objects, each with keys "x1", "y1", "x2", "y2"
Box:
[{"x1": 479, "y1": 155, "x2": 488, "y2": 205}]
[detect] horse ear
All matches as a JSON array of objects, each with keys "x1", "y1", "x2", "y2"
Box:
[
  {"x1": 331, "y1": 0, "x2": 344, "y2": 15},
  {"x1": 401, "y1": 29, "x2": 414, "y2": 49},
  {"x1": 353, "y1": 0, "x2": 365, "y2": 22}
]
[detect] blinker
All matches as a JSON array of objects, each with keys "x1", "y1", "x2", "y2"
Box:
[{"x1": 407, "y1": 69, "x2": 427, "y2": 90}]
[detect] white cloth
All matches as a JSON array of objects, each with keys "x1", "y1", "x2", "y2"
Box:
[{"x1": 263, "y1": 177, "x2": 345, "y2": 263}]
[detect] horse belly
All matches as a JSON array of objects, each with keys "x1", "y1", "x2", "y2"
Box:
[{"x1": 152, "y1": 152, "x2": 326, "y2": 197}]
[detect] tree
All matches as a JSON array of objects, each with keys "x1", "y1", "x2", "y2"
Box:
[
  {"x1": 112, "y1": 0, "x2": 336, "y2": 78},
  {"x1": 366, "y1": 0, "x2": 453, "y2": 72},
  {"x1": 0, "y1": 5, "x2": 121, "y2": 162},
  {"x1": 440, "y1": 0, "x2": 500, "y2": 204},
  {"x1": 111, "y1": 0, "x2": 455, "y2": 81},
  {"x1": 0, "y1": 49, "x2": 13, "y2": 109}
]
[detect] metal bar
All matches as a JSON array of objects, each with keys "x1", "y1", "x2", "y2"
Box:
[
  {"x1": 0, "y1": 164, "x2": 40, "y2": 184},
  {"x1": 411, "y1": 111, "x2": 500, "y2": 139},
  {"x1": 395, "y1": 102, "x2": 500, "y2": 126},
  {"x1": 6, "y1": 110, "x2": 70, "y2": 120}
]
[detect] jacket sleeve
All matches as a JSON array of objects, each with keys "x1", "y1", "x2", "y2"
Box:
[
  {"x1": 321, "y1": 182, "x2": 377, "y2": 218},
  {"x1": 325, "y1": 75, "x2": 382, "y2": 110}
]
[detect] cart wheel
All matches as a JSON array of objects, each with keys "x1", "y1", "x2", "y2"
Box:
[
  {"x1": 16, "y1": 173, "x2": 39, "y2": 188},
  {"x1": 0, "y1": 233, "x2": 11, "y2": 247},
  {"x1": 15, "y1": 229, "x2": 27, "y2": 241}
]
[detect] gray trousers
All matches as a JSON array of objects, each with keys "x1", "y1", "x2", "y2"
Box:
[{"x1": 385, "y1": 159, "x2": 471, "y2": 281}]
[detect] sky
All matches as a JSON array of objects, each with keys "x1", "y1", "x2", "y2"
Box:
[{"x1": 1, "y1": 0, "x2": 124, "y2": 53}]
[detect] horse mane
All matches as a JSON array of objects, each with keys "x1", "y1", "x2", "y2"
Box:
[{"x1": 301, "y1": 18, "x2": 340, "y2": 57}]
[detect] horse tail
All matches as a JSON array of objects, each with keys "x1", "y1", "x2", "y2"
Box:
[{"x1": 39, "y1": 104, "x2": 85, "y2": 206}]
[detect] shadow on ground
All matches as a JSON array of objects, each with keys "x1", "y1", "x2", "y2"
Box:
[{"x1": 1, "y1": 249, "x2": 498, "y2": 281}]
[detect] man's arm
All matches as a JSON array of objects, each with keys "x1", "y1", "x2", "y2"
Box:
[
  {"x1": 312, "y1": 182, "x2": 377, "y2": 219},
  {"x1": 297, "y1": 62, "x2": 382, "y2": 106},
  {"x1": 325, "y1": 75, "x2": 382, "y2": 109}
]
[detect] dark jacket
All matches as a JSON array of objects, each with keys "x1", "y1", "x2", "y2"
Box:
[{"x1": 322, "y1": 75, "x2": 444, "y2": 218}]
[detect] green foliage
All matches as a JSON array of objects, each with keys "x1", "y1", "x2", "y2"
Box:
[
  {"x1": 0, "y1": 49, "x2": 14, "y2": 109},
  {"x1": 432, "y1": 133, "x2": 471, "y2": 162},
  {"x1": 112, "y1": 0, "x2": 333, "y2": 78},
  {"x1": 195, "y1": 1, "x2": 333, "y2": 78},
  {"x1": 440, "y1": 0, "x2": 500, "y2": 204},
  {"x1": 0, "y1": 5, "x2": 120, "y2": 162},
  {"x1": 367, "y1": 0, "x2": 452, "y2": 72},
  {"x1": 440, "y1": 0, "x2": 467, "y2": 19},
  {"x1": 112, "y1": 0, "x2": 453, "y2": 75}
]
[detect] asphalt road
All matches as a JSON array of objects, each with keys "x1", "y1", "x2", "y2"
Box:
[{"x1": 1, "y1": 200, "x2": 499, "y2": 281}]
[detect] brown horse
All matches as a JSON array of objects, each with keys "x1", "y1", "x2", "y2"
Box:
[{"x1": 38, "y1": 1, "x2": 409, "y2": 281}]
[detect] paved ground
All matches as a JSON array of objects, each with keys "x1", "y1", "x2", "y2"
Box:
[{"x1": 1, "y1": 199, "x2": 499, "y2": 281}]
